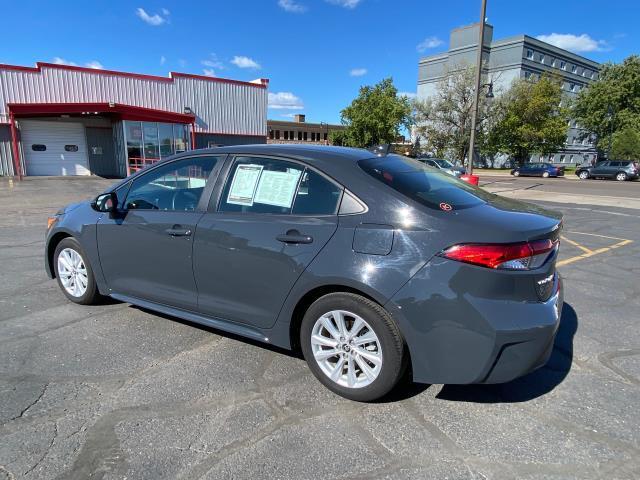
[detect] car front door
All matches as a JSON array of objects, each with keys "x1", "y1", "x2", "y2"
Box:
[
  {"x1": 97, "y1": 155, "x2": 222, "y2": 310},
  {"x1": 193, "y1": 155, "x2": 342, "y2": 329},
  {"x1": 591, "y1": 161, "x2": 610, "y2": 177}
]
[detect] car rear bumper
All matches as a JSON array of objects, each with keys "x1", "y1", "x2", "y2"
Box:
[{"x1": 385, "y1": 258, "x2": 562, "y2": 385}]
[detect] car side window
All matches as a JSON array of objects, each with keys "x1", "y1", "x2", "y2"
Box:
[
  {"x1": 292, "y1": 169, "x2": 342, "y2": 215},
  {"x1": 609, "y1": 161, "x2": 621, "y2": 167},
  {"x1": 218, "y1": 156, "x2": 342, "y2": 215},
  {"x1": 125, "y1": 156, "x2": 219, "y2": 211},
  {"x1": 219, "y1": 157, "x2": 304, "y2": 214}
]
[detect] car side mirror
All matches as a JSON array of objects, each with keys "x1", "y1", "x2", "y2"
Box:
[{"x1": 92, "y1": 192, "x2": 118, "y2": 213}]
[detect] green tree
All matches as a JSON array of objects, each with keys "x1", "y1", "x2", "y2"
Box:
[
  {"x1": 328, "y1": 129, "x2": 346, "y2": 146},
  {"x1": 573, "y1": 55, "x2": 640, "y2": 152},
  {"x1": 610, "y1": 127, "x2": 640, "y2": 160},
  {"x1": 338, "y1": 78, "x2": 412, "y2": 148},
  {"x1": 487, "y1": 75, "x2": 569, "y2": 165},
  {"x1": 414, "y1": 64, "x2": 494, "y2": 161}
]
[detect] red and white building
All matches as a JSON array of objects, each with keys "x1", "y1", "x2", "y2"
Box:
[{"x1": 0, "y1": 62, "x2": 268, "y2": 178}]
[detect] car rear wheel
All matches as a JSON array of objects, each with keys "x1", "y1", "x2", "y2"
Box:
[
  {"x1": 54, "y1": 238, "x2": 100, "y2": 305},
  {"x1": 542, "y1": 171, "x2": 550, "y2": 178},
  {"x1": 578, "y1": 171, "x2": 589, "y2": 180},
  {"x1": 616, "y1": 172, "x2": 627, "y2": 181},
  {"x1": 513, "y1": 171, "x2": 520, "y2": 177},
  {"x1": 300, "y1": 292, "x2": 406, "y2": 402}
]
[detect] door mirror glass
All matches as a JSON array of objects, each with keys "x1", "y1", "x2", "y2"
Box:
[{"x1": 92, "y1": 192, "x2": 118, "y2": 212}]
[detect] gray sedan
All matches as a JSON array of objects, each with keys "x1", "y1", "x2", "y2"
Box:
[{"x1": 45, "y1": 145, "x2": 563, "y2": 401}]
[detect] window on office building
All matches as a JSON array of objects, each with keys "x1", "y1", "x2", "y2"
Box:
[
  {"x1": 560, "y1": 154, "x2": 566, "y2": 163},
  {"x1": 570, "y1": 83, "x2": 576, "y2": 92},
  {"x1": 569, "y1": 154, "x2": 574, "y2": 163},
  {"x1": 526, "y1": 49, "x2": 534, "y2": 59},
  {"x1": 275, "y1": 130, "x2": 280, "y2": 139},
  {"x1": 538, "y1": 53, "x2": 545, "y2": 63},
  {"x1": 560, "y1": 61, "x2": 566, "y2": 70},
  {"x1": 524, "y1": 71, "x2": 531, "y2": 80},
  {"x1": 551, "y1": 58, "x2": 557, "y2": 67},
  {"x1": 284, "y1": 131, "x2": 289, "y2": 140},
  {"x1": 298, "y1": 131, "x2": 302, "y2": 141},
  {"x1": 303, "y1": 131, "x2": 308, "y2": 141},
  {"x1": 571, "y1": 65, "x2": 577, "y2": 73}
]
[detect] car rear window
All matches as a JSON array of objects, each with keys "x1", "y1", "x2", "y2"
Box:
[{"x1": 359, "y1": 155, "x2": 492, "y2": 210}]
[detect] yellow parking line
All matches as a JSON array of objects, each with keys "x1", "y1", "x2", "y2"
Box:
[
  {"x1": 564, "y1": 231, "x2": 629, "y2": 242},
  {"x1": 560, "y1": 235, "x2": 593, "y2": 254},
  {"x1": 557, "y1": 239, "x2": 633, "y2": 267}
]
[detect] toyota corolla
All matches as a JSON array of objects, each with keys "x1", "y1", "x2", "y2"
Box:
[{"x1": 46, "y1": 145, "x2": 563, "y2": 401}]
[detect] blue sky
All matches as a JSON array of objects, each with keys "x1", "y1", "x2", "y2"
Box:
[{"x1": 2, "y1": 0, "x2": 638, "y2": 124}]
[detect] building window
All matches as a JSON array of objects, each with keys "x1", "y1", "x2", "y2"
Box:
[
  {"x1": 159, "y1": 123, "x2": 174, "y2": 158},
  {"x1": 31, "y1": 144, "x2": 46, "y2": 151},
  {"x1": 298, "y1": 131, "x2": 302, "y2": 141},
  {"x1": 324, "y1": 133, "x2": 328, "y2": 141},
  {"x1": 303, "y1": 131, "x2": 308, "y2": 141},
  {"x1": 569, "y1": 83, "x2": 576, "y2": 92},
  {"x1": 538, "y1": 53, "x2": 545, "y2": 63},
  {"x1": 560, "y1": 155, "x2": 566, "y2": 163},
  {"x1": 569, "y1": 154, "x2": 574, "y2": 163},
  {"x1": 64, "y1": 145, "x2": 79, "y2": 152},
  {"x1": 526, "y1": 49, "x2": 533, "y2": 59},
  {"x1": 524, "y1": 71, "x2": 531, "y2": 80},
  {"x1": 550, "y1": 154, "x2": 556, "y2": 162},
  {"x1": 560, "y1": 61, "x2": 566, "y2": 70},
  {"x1": 269, "y1": 130, "x2": 274, "y2": 140},
  {"x1": 571, "y1": 65, "x2": 577, "y2": 73},
  {"x1": 275, "y1": 130, "x2": 280, "y2": 140},
  {"x1": 284, "y1": 131, "x2": 289, "y2": 140},
  {"x1": 551, "y1": 58, "x2": 557, "y2": 67}
]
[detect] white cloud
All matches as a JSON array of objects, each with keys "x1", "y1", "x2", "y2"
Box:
[
  {"x1": 349, "y1": 68, "x2": 367, "y2": 77},
  {"x1": 416, "y1": 36, "x2": 443, "y2": 52},
  {"x1": 398, "y1": 91, "x2": 416, "y2": 99},
  {"x1": 135, "y1": 7, "x2": 169, "y2": 26},
  {"x1": 201, "y1": 54, "x2": 225, "y2": 70},
  {"x1": 203, "y1": 69, "x2": 216, "y2": 77},
  {"x1": 278, "y1": 0, "x2": 307, "y2": 13},
  {"x1": 536, "y1": 33, "x2": 608, "y2": 52},
  {"x1": 325, "y1": 0, "x2": 361, "y2": 8},
  {"x1": 85, "y1": 60, "x2": 104, "y2": 69},
  {"x1": 160, "y1": 55, "x2": 166, "y2": 65},
  {"x1": 268, "y1": 92, "x2": 304, "y2": 109},
  {"x1": 53, "y1": 57, "x2": 76, "y2": 66},
  {"x1": 52, "y1": 57, "x2": 103, "y2": 69},
  {"x1": 231, "y1": 55, "x2": 261, "y2": 69}
]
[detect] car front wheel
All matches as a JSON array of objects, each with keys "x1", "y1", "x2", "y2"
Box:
[
  {"x1": 54, "y1": 237, "x2": 100, "y2": 305},
  {"x1": 578, "y1": 171, "x2": 589, "y2": 180},
  {"x1": 542, "y1": 171, "x2": 550, "y2": 178},
  {"x1": 300, "y1": 293, "x2": 406, "y2": 402},
  {"x1": 513, "y1": 171, "x2": 520, "y2": 177},
  {"x1": 616, "y1": 172, "x2": 627, "y2": 181}
]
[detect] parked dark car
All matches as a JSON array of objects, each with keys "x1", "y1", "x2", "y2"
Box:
[
  {"x1": 575, "y1": 160, "x2": 639, "y2": 181},
  {"x1": 511, "y1": 162, "x2": 565, "y2": 178},
  {"x1": 417, "y1": 157, "x2": 466, "y2": 177},
  {"x1": 45, "y1": 145, "x2": 563, "y2": 401}
]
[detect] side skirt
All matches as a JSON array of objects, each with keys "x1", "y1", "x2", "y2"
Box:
[{"x1": 110, "y1": 293, "x2": 271, "y2": 344}]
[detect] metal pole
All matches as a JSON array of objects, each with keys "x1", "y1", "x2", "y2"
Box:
[
  {"x1": 9, "y1": 111, "x2": 23, "y2": 180},
  {"x1": 467, "y1": 0, "x2": 488, "y2": 175}
]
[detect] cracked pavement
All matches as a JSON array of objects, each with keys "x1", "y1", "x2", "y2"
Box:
[{"x1": 1, "y1": 177, "x2": 639, "y2": 479}]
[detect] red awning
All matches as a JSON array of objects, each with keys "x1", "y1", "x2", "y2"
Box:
[{"x1": 7, "y1": 102, "x2": 195, "y2": 124}]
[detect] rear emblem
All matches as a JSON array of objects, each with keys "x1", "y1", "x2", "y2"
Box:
[{"x1": 439, "y1": 202, "x2": 453, "y2": 212}]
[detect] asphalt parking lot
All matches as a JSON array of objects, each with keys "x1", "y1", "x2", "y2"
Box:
[{"x1": 1, "y1": 176, "x2": 639, "y2": 480}]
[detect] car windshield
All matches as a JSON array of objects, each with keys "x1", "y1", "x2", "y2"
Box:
[{"x1": 359, "y1": 155, "x2": 492, "y2": 210}]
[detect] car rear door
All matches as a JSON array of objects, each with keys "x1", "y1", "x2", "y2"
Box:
[
  {"x1": 193, "y1": 155, "x2": 343, "y2": 329},
  {"x1": 591, "y1": 161, "x2": 610, "y2": 177},
  {"x1": 96, "y1": 155, "x2": 222, "y2": 311}
]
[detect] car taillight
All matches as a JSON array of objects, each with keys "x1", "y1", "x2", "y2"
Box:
[{"x1": 439, "y1": 239, "x2": 556, "y2": 270}]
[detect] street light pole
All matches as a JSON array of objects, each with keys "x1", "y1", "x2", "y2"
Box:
[{"x1": 467, "y1": 0, "x2": 488, "y2": 176}]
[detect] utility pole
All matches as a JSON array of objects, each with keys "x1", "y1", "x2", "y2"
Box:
[{"x1": 467, "y1": 0, "x2": 488, "y2": 176}]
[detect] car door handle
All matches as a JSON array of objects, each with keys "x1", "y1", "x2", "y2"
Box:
[
  {"x1": 276, "y1": 230, "x2": 313, "y2": 244},
  {"x1": 165, "y1": 226, "x2": 192, "y2": 237}
]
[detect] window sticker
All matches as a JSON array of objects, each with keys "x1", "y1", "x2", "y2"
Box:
[
  {"x1": 227, "y1": 164, "x2": 263, "y2": 206},
  {"x1": 254, "y1": 169, "x2": 302, "y2": 208}
]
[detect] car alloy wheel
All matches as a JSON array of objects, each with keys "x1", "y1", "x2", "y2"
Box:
[
  {"x1": 513, "y1": 171, "x2": 520, "y2": 176},
  {"x1": 310, "y1": 310, "x2": 383, "y2": 389},
  {"x1": 542, "y1": 171, "x2": 550, "y2": 178},
  {"x1": 579, "y1": 171, "x2": 589, "y2": 179},
  {"x1": 57, "y1": 247, "x2": 89, "y2": 298},
  {"x1": 616, "y1": 172, "x2": 627, "y2": 181}
]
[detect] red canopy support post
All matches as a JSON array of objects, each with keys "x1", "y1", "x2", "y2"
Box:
[
  {"x1": 190, "y1": 121, "x2": 197, "y2": 150},
  {"x1": 9, "y1": 111, "x2": 22, "y2": 180}
]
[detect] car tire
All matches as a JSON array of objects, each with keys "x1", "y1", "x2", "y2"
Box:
[
  {"x1": 616, "y1": 172, "x2": 627, "y2": 181},
  {"x1": 513, "y1": 171, "x2": 520, "y2": 177},
  {"x1": 300, "y1": 292, "x2": 406, "y2": 402},
  {"x1": 542, "y1": 171, "x2": 550, "y2": 178},
  {"x1": 53, "y1": 237, "x2": 100, "y2": 305},
  {"x1": 578, "y1": 171, "x2": 589, "y2": 180}
]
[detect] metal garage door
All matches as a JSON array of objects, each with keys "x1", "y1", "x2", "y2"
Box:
[{"x1": 20, "y1": 120, "x2": 90, "y2": 176}]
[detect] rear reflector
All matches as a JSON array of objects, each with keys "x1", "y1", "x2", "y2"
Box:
[{"x1": 440, "y1": 239, "x2": 555, "y2": 270}]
